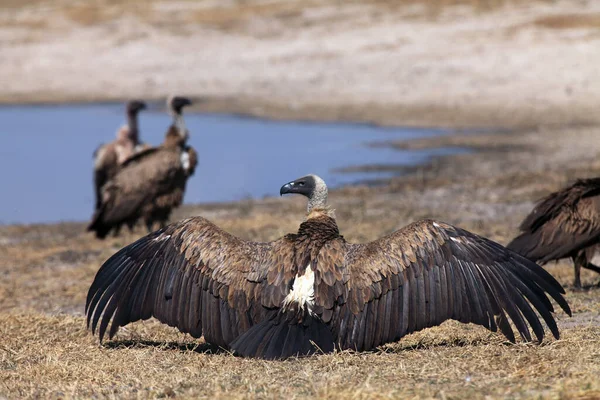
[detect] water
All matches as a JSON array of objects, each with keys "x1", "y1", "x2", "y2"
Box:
[{"x1": 0, "y1": 104, "x2": 459, "y2": 225}]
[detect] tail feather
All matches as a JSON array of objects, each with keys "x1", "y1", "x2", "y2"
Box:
[
  {"x1": 230, "y1": 311, "x2": 334, "y2": 360},
  {"x1": 87, "y1": 207, "x2": 110, "y2": 240},
  {"x1": 507, "y1": 231, "x2": 579, "y2": 264},
  {"x1": 506, "y1": 232, "x2": 545, "y2": 262}
]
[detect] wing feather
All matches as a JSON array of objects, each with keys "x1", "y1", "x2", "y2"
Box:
[
  {"x1": 320, "y1": 219, "x2": 571, "y2": 351},
  {"x1": 85, "y1": 216, "x2": 293, "y2": 346}
]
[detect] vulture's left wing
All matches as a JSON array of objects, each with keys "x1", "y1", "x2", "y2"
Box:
[{"x1": 320, "y1": 220, "x2": 571, "y2": 351}]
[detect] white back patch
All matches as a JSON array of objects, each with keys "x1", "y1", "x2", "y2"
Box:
[
  {"x1": 282, "y1": 264, "x2": 316, "y2": 315},
  {"x1": 180, "y1": 151, "x2": 190, "y2": 170}
]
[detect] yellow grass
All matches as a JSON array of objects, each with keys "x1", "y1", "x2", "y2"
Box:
[{"x1": 2, "y1": 126, "x2": 600, "y2": 398}]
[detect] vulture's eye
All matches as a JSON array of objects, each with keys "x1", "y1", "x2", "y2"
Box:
[{"x1": 298, "y1": 182, "x2": 305, "y2": 186}]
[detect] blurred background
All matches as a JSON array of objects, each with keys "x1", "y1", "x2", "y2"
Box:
[{"x1": 1, "y1": 0, "x2": 599, "y2": 224}]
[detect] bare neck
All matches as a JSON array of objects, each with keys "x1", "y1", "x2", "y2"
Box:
[
  {"x1": 173, "y1": 113, "x2": 187, "y2": 139},
  {"x1": 127, "y1": 112, "x2": 139, "y2": 143}
]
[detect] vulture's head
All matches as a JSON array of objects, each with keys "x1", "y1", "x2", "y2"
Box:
[
  {"x1": 280, "y1": 174, "x2": 328, "y2": 212},
  {"x1": 168, "y1": 96, "x2": 192, "y2": 115},
  {"x1": 126, "y1": 100, "x2": 147, "y2": 115}
]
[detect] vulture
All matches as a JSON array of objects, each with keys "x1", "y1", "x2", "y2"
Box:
[
  {"x1": 87, "y1": 96, "x2": 197, "y2": 239},
  {"x1": 508, "y1": 177, "x2": 600, "y2": 288},
  {"x1": 86, "y1": 174, "x2": 571, "y2": 360},
  {"x1": 93, "y1": 100, "x2": 148, "y2": 210}
]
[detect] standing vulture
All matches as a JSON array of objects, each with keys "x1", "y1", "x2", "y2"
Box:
[
  {"x1": 93, "y1": 100, "x2": 148, "y2": 210},
  {"x1": 508, "y1": 178, "x2": 600, "y2": 288},
  {"x1": 87, "y1": 96, "x2": 196, "y2": 239},
  {"x1": 86, "y1": 174, "x2": 571, "y2": 360}
]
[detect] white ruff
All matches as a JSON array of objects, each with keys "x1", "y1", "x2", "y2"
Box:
[
  {"x1": 282, "y1": 264, "x2": 315, "y2": 315},
  {"x1": 180, "y1": 151, "x2": 190, "y2": 170}
]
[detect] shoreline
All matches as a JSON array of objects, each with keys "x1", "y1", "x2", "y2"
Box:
[{"x1": 2, "y1": 94, "x2": 599, "y2": 130}]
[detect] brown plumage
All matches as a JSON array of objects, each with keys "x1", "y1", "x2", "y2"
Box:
[
  {"x1": 86, "y1": 174, "x2": 571, "y2": 360},
  {"x1": 93, "y1": 100, "x2": 148, "y2": 210},
  {"x1": 141, "y1": 97, "x2": 197, "y2": 231},
  {"x1": 87, "y1": 97, "x2": 196, "y2": 239},
  {"x1": 507, "y1": 177, "x2": 600, "y2": 288}
]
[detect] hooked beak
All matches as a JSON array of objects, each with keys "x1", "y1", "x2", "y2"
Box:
[{"x1": 280, "y1": 183, "x2": 293, "y2": 196}]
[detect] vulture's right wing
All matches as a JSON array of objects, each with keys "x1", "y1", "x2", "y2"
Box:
[
  {"x1": 86, "y1": 217, "x2": 295, "y2": 347},
  {"x1": 325, "y1": 220, "x2": 571, "y2": 351}
]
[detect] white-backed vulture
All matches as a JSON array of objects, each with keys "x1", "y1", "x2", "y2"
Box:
[
  {"x1": 87, "y1": 96, "x2": 196, "y2": 239},
  {"x1": 93, "y1": 100, "x2": 148, "y2": 210},
  {"x1": 507, "y1": 178, "x2": 600, "y2": 288},
  {"x1": 86, "y1": 174, "x2": 571, "y2": 360}
]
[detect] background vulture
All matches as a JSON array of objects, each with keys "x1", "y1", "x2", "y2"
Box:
[
  {"x1": 93, "y1": 100, "x2": 148, "y2": 210},
  {"x1": 508, "y1": 177, "x2": 600, "y2": 288},
  {"x1": 86, "y1": 174, "x2": 571, "y2": 360},
  {"x1": 87, "y1": 96, "x2": 197, "y2": 239}
]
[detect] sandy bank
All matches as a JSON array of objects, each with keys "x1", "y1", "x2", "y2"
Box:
[{"x1": 1, "y1": 0, "x2": 600, "y2": 128}]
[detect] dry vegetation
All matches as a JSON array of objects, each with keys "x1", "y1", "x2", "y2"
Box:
[{"x1": 2, "y1": 126, "x2": 600, "y2": 398}]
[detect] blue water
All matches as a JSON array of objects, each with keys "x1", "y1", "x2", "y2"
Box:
[{"x1": 0, "y1": 104, "x2": 457, "y2": 225}]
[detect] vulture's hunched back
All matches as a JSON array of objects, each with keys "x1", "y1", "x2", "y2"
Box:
[
  {"x1": 86, "y1": 174, "x2": 571, "y2": 360},
  {"x1": 507, "y1": 177, "x2": 600, "y2": 288},
  {"x1": 88, "y1": 96, "x2": 196, "y2": 239}
]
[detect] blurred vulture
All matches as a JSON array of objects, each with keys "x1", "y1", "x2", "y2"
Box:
[
  {"x1": 86, "y1": 174, "x2": 571, "y2": 360},
  {"x1": 508, "y1": 178, "x2": 600, "y2": 288},
  {"x1": 88, "y1": 96, "x2": 197, "y2": 239},
  {"x1": 93, "y1": 100, "x2": 148, "y2": 210}
]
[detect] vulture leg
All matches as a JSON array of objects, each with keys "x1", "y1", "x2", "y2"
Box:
[
  {"x1": 145, "y1": 218, "x2": 154, "y2": 233},
  {"x1": 583, "y1": 262, "x2": 600, "y2": 274},
  {"x1": 572, "y1": 253, "x2": 585, "y2": 289},
  {"x1": 126, "y1": 220, "x2": 136, "y2": 233},
  {"x1": 112, "y1": 224, "x2": 122, "y2": 238}
]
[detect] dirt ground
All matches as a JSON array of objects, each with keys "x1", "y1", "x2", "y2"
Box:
[
  {"x1": 2, "y1": 0, "x2": 600, "y2": 128},
  {"x1": 2, "y1": 126, "x2": 600, "y2": 399}
]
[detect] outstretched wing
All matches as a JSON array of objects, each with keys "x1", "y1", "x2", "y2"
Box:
[
  {"x1": 317, "y1": 220, "x2": 571, "y2": 351},
  {"x1": 86, "y1": 217, "x2": 295, "y2": 347}
]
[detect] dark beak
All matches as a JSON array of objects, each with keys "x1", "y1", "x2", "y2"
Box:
[{"x1": 280, "y1": 183, "x2": 293, "y2": 196}]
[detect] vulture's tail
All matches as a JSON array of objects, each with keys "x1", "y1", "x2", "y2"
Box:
[
  {"x1": 87, "y1": 208, "x2": 111, "y2": 240},
  {"x1": 506, "y1": 231, "x2": 547, "y2": 263},
  {"x1": 230, "y1": 310, "x2": 334, "y2": 360}
]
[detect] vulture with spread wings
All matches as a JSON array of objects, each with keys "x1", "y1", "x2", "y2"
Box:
[
  {"x1": 508, "y1": 177, "x2": 600, "y2": 288},
  {"x1": 86, "y1": 174, "x2": 571, "y2": 359}
]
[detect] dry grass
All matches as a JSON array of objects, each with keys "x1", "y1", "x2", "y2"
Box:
[
  {"x1": 533, "y1": 13, "x2": 600, "y2": 30},
  {"x1": 0, "y1": 0, "x2": 554, "y2": 32},
  {"x1": 2, "y1": 125, "x2": 600, "y2": 398}
]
